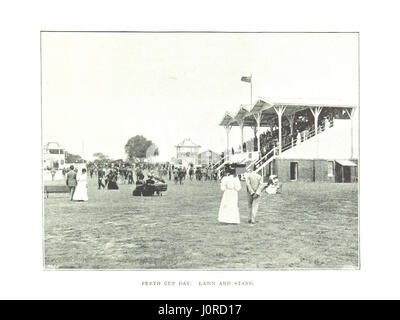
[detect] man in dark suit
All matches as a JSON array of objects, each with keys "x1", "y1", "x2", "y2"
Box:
[
  {"x1": 97, "y1": 167, "x2": 105, "y2": 189},
  {"x1": 245, "y1": 166, "x2": 267, "y2": 224},
  {"x1": 66, "y1": 165, "x2": 77, "y2": 200},
  {"x1": 128, "y1": 168, "x2": 134, "y2": 185}
]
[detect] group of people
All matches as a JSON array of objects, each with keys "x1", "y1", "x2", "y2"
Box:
[
  {"x1": 94, "y1": 165, "x2": 153, "y2": 190},
  {"x1": 169, "y1": 165, "x2": 218, "y2": 184},
  {"x1": 63, "y1": 161, "x2": 167, "y2": 200},
  {"x1": 62, "y1": 159, "x2": 281, "y2": 226},
  {"x1": 90, "y1": 162, "x2": 171, "y2": 183},
  {"x1": 65, "y1": 165, "x2": 88, "y2": 201},
  {"x1": 64, "y1": 164, "x2": 124, "y2": 202},
  {"x1": 238, "y1": 109, "x2": 339, "y2": 156},
  {"x1": 194, "y1": 166, "x2": 218, "y2": 181},
  {"x1": 218, "y1": 164, "x2": 280, "y2": 225},
  {"x1": 172, "y1": 166, "x2": 186, "y2": 185},
  {"x1": 96, "y1": 168, "x2": 120, "y2": 190}
]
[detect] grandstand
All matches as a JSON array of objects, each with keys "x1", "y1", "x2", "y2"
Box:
[{"x1": 219, "y1": 97, "x2": 358, "y2": 183}]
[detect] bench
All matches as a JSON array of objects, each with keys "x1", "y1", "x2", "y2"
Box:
[{"x1": 44, "y1": 185, "x2": 70, "y2": 198}]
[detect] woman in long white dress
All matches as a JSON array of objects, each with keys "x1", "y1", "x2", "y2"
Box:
[
  {"x1": 73, "y1": 168, "x2": 88, "y2": 201},
  {"x1": 218, "y1": 167, "x2": 242, "y2": 224}
]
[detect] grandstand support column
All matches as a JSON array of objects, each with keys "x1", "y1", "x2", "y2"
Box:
[
  {"x1": 310, "y1": 106, "x2": 322, "y2": 158},
  {"x1": 286, "y1": 114, "x2": 295, "y2": 135},
  {"x1": 274, "y1": 106, "x2": 287, "y2": 153},
  {"x1": 254, "y1": 112, "x2": 262, "y2": 155},
  {"x1": 310, "y1": 106, "x2": 322, "y2": 134},
  {"x1": 239, "y1": 121, "x2": 245, "y2": 153},
  {"x1": 251, "y1": 126, "x2": 257, "y2": 152},
  {"x1": 345, "y1": 107, "x2": 355, "y2": 159},
  {"x1": 224, "y1": 125, "x2": 232, "y2": 162}
]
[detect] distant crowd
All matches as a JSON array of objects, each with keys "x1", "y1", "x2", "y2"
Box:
[
  {"x1": 53, "y1": 161, "x2": 222, "y2": 191},
  {"x1": 171, "y1": 164, "x2": 219, "y2": 185}
]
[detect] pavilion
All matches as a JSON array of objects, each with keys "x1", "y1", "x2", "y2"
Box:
[{"x1": 174, "y1": 138, "x2": 201, "y2": 166}]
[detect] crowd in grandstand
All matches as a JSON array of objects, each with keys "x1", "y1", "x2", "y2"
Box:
[{"x1": 237, "y1": 107, "x2": 344, "y2": 158}]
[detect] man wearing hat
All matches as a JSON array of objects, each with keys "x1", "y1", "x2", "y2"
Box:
[
  {"x1": 66, "y1": 165, "x2": 77, "y2": 201},
  {"x1": 245, "y1": 166, "x2": 266, "y2": 224}
]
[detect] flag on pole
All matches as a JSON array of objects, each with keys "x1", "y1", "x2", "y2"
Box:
[{"x1": 241, "y1": 76, "x2": 252, "y2": 83}]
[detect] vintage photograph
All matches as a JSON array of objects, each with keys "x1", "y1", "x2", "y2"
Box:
[{"x1": 42, "y1": 32, "x2": 359, "y2": 270}]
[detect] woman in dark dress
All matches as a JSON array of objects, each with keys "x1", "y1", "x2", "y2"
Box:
[
  {"x1": 188, "y1": 166, "x2": 194, "y2": 181},
  {"x1": 107, "y1": 169, "x2": 119, "y2": 190}
]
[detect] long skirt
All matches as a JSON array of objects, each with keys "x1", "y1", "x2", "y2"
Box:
[
  {"x1": 218, "y1": 189, "x2": 240, "y2": 224},
  {"x1": 72, "y1": 182, "x2": 88, "y2": 201},
  {"x1": 107, "y1": 181, "x2": 119, "y2": 190}
]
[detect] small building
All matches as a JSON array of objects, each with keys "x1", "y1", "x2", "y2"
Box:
[
  {"x1": 43, "y1": 142, "x2": 65, "y2": 169},
  {"x1": 174, "y1": 138, "x2": 201, "y2": 166},
  {"x1": 198, "y1": 150, "x2": 221, "y2": 166}
]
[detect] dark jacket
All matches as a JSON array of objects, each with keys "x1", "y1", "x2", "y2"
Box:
[{"x1": 66, "y1": 170, "x2": 77, "y2": 187}]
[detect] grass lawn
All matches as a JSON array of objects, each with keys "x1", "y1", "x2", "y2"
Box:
[{"x1": 44, "y1": 177, "x2": 359, "y2": 269}]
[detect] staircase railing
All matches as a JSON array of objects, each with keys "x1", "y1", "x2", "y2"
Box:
[
  {"x1": 215, "y1": 160, "x2": 227, "y2": 172},
  {"x1": 246, "y1": 147, "x2": 277, "y2": 171},
  {"x1": 255, "y1": 153, "x2": 276, "y2": 174},
  {"x1": 218, "y1": 120, "x2": 335, "y2": 176},
  {"x1": 281, "y1": 120, "x2": 334, "y2": 153},
  {"x1": 281, "y1": 127, "x2": 316, "y2": 153},
  {"x1": 212, "y1": 158, "x2": 224, "y2": 170}
]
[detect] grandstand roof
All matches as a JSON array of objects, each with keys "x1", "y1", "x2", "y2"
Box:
[
  {"x1": 234, "y1": 105, "x2": 251, "y2": 121},
  {"x1": 220, "y1": 98, "x2": 357, "y2": 127},
  {"x1": 219, "y1": 112, "x2": 234, "y2": 126},
  {"x1": 254, "y1": 97, "x2": 357, "y2": 114},
  {"x1": 229, "y1": 105, "x2": 254, "y2": 126}
]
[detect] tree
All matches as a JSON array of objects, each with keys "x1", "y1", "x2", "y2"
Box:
[
  {"x1": 93, "y1": 152, "x2": 109, "y2": 161},
  {"x1": 92, "y1": 152, "x2": 111, "y2": 166},
  {"x1": 65, "y1": 152, "x2": 85, "y2": 163},
  {"x1": 93, "y1": 152, "x2": 111, "y2": 163},
  {"x1": 125, "y1": 135, "x2": 159, "y2": 161}
]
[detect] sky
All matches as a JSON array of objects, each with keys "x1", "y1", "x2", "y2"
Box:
[{"x1": 41, "y1": 32, "x2": 359, "y2": 161}]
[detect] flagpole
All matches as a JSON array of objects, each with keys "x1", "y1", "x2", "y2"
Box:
[{"x1": 250, "y1": 74, "x2": 252, "y2": 107}]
